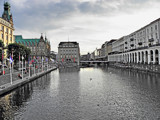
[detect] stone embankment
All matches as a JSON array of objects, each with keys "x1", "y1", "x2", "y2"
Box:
[
  {"x1": 0, "y1": 67, "x2": 57, "y2": 96},
  {"x1": 108, "y1": 62, "x2": 160, "y2": 74}
]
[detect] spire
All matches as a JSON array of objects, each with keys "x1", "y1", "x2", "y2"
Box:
[
  {"x1": 2, "y1": 2, "x2": 12, "y2": 22},
  {"x1": 40, "y1": 33, "x2": 43, "y2": 39}
]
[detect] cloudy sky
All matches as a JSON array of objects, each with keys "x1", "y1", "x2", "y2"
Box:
[{"x1": 0, "y1": 0, "x2": 160, "y2": 54}]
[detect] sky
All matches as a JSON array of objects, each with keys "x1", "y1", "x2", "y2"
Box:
[{"x1": 1, "y1": 0, "x2": 160, "y2": 55}]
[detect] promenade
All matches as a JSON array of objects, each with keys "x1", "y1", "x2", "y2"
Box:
[{"x1": 0, "y1": 64, "x2": 57, "y2": 96}]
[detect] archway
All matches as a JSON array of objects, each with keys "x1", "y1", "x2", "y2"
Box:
[
  {"x1": 145, "y1": 51, "x2": 148, "y2": 64},
  {"x1": 155, "y1": 49, "x2": 159, "y2": 64},
  {"x1": 142, "y1": 51, "x2": 144, "y2": 64}
]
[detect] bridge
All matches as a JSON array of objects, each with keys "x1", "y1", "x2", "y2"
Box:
[
  {"x1": 80, "y1": 61, "x2": 109, "y2": 66},
  {"x1": 80, "y1": 61, "x2": 109, "y2": 63}
]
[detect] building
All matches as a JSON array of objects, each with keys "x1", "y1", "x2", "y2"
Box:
[
  {"x1": 108, "y1": 18, "x2": 160, "y2": 64},
  {"x1": 0, "y1": 2, "x2": 14, "y2": 62},
  {"x1": 80, "y1": 53, "x2": 90, "y2": 61},
  {"x1": 15, "y1": 34, "x2": 50, "y2": 61},
  {"x1": 58, "y1": 42, "x2": 80, "y2": 65},
  {"x1": 50, "y1": 51, "x2": 57, "y2": 61}
]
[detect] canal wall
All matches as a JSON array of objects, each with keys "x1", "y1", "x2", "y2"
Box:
[
  {"x1": 0, "y1": 67, "x2": 57, "y2": 96},
  {"x1": 108, "y1": 62, "x2": 160, "y2": 74}
]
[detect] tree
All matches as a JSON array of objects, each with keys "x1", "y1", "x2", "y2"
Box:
[
  {"x1": 8, "y1": 43, "x2": 31, "y2": 64},
  {"x1": 0, "y1": 40, "x2": 4, "y2": 62}
]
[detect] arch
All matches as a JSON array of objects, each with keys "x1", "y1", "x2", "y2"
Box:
[
  {"x1": 132, "y1": 53, "x2": 135, "y2": 63},
  {"x1": 145, "y1": 51, "x2": 148, "y2": 64},
  {"x1": 142, "y1": 51, "x2": 144, "y2": 64},
  {"x1": 150, "y1": 50, "x2": 153, "y2": 63},
  {"x1": 138, "y1": 52, "x2": 141, "y2": 63},
  {"x1": 155, "y1": 49, "x2": 159, "y2": 64}
]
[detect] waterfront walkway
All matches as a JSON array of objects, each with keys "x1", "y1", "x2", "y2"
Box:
[{"x1": 0, "y1": 65, "x2": 57, "y2": 96}]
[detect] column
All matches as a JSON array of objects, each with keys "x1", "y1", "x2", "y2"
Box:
[
  {"x1": 140, "y1": 52, "x2": 142, "y2": 63},
  {"x1": 144, "y1": 52, "x2": 146, "y2": 63},
  {"x1": 134, "y1": 53, "x2": 136, "y2": 63},
  {"x1": 137, "y1": 52, "x2": 139, "y2": 63}
]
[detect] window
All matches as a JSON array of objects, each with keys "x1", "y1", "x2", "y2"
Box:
[
  {"x1": 156, "y1": 33, "x2": 158, "y2": 39},
  {"x1": 6, "y1": 28, "x2": 8, "y2": 33},
  {"x1": 10, "y1": 37, "x2": 12, "y2": 42},
  {"x1": 1, "y1": 33, "x2": 3, "y2": 39},
  {"x1": 1, "y1": 26, "x2": 4, "y2": 31},
  {"x1": 155, "y1": 25, "x2": 157, "y2": 30}
]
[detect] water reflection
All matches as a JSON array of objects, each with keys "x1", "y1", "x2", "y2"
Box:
[
  {"x1": 0, "y1": 74, "x2": 51, "y2": 120},
  {"x1": 57, "y1": 67, "x2": 81, "y2": 119},
  {"x1": 0, "y1": 67, "x2": 160, "y2": 119}
]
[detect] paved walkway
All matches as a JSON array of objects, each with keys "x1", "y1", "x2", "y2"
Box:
[{"x1": 0, "y1": 65, "x2": 57, "y2": 88}]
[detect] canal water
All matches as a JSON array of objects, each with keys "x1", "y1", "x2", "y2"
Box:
[{"x1": 0, "y1": 67, "x2": 160, "y2": 120}]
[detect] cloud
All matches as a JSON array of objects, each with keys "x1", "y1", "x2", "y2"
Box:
[{"x1": 1, "y1": 0, "x2": 160, "y2": 54}]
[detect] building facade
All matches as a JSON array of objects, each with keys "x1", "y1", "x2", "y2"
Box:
[
  {"x1": 15, "y1": 34, "x2": 50, "y2": 61},
  {"x1": 108, "y1": 18, "x2": 160, "y2": 65},
  {"x1": 0, "y1": 2, "x2": 14, "y2": 61},
  {"x1": 58, "y1": 42, "x2": 80, "y2": 65}
]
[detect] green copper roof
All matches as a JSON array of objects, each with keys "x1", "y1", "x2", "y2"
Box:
[{"x1": 15, "y1": 35, "x2": 40, "y2": 46}]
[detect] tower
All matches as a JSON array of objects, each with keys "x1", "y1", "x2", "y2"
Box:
[{"x1": 2, "y1": 2, "x2": 13, "y2": 26}]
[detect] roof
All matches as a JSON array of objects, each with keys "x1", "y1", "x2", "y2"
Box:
[
  {"x1": 14, "y1": 35, "x2": 40, "y2": 46},
  {"x1": 59, "y1": 41, "x2": 79, "y2": 46}
]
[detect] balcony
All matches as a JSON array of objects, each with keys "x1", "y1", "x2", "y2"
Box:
[
  {"x1": 130, "y1": 44, "x2": 134, "y2": 47},
  {"x1": 130, "y1": 38, "x2": 134, "y2": 41},
  {"x1": 149, "y1": 38, "x2": 154, "y2": 42},
  {"x1": 138, "y1": 42, "x2": 142, "y2": 46}
]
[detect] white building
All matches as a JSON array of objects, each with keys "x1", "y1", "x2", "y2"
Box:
[
  {"x1": 58, "y1": 42, "x2": 80, "y2": 65},
  {"x1": 109, "y1": 18, "x2": 160, "y2": 65}
]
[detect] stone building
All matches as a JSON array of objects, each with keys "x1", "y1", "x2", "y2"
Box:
[
  {"x1": 0, "y1": 2, "x2": 14, "y2": 62},
  {"x1": 58, "y1": 42, "x2": 80, "y2": 65},
  {"x1": 15, "y1": 34, "x2": 50, "y2": 61},
  {"x1": 108, "y1": 18, "x2": 160, "y2": 65}
]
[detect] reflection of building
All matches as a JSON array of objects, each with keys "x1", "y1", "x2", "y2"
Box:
[
  {"x1": 58, "y1": 42, "x2": 80, "y2": 65},
  {"x1": 15, "y1": 34, "x2": 50, "y2": 59},
  {"x1": 0, "y1": 2, "x2": 14, "y2": 62}
]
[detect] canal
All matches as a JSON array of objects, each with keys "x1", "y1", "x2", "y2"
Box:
[{"x1": 0, "y1": 67, "x2": 160, "y2": 120}]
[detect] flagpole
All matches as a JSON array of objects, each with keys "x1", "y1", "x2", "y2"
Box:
[
  {"x1": 22, "y1": 55, "x2": 23, "y2": 80},
  {"x1": 19, "y1": 52, "x2": 20, "y2": 70},
  {"x1": 29, "y1": 64, "x2": 30, "y2": 77},
  {"x1": 10, "y1": 60, "x2": 12, "y2": 84},
  {"x1": 10, "y1": 63, "x2": 12, "y2": 84},
  {"x1": 12, "y1": 50, "x2": 13, "y2": 73},
  {"x1": 34, "y1": 63, "x2": 35, "y2": 75},
  {"x1": 42, "y1": 57, "x2": 43, "y2": 72},
  {"x1": 2, "y1": 50, "x2": 4, "y2": 75}
]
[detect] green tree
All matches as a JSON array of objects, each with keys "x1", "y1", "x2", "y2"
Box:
[{"x1": 8, "y1": 43, "x2": 31, "y2": 64}]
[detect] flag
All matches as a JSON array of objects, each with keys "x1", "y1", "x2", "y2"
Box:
[
  {"x1": 46, "y1": 58, "x2": 48, "y2": 62},
  {"x1": 9, "y1": 56, "x2": 13, "y2": 63}
]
